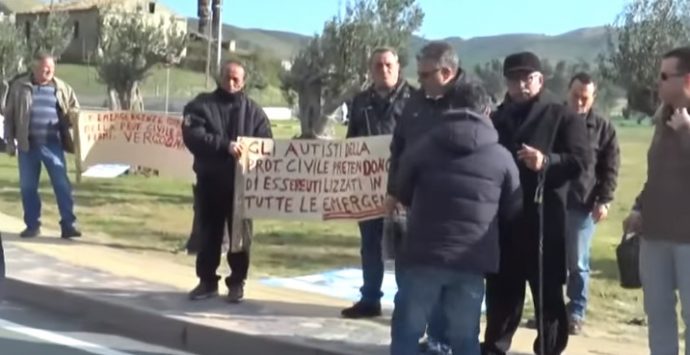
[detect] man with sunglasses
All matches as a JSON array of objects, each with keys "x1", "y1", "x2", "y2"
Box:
[
  {"x1": 623, "y1": 46, "x2": 690, "y2": 355},
  {"x1": 481, "y1": 52, "x2": 590, "y2": 355},
  {"x1": 387, "y1": 41, "x2": 479, "y2": 355},
  {"x1": 342, "y1": 47, "x2": 413, "y2": 320}
]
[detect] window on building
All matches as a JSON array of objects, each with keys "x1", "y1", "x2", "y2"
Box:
[
  {"x1": 73, "y1": 21, "x2": 80, "y2": 39},
  {"x1": 148, "y1": 1, "x2": 156, "y2": 14},
  {"x1": 24, "y1": 21, "x2": 30, "y2": 40}
]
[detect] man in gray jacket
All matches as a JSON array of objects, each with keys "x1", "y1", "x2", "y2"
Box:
[
  {"x1": 624, "y1": 45, "x2": 690, "y2": 355},
  {"x1": 4, "y1": 52, "x2": 81, "y2": 239}
]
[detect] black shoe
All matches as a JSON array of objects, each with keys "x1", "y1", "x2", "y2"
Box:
[
  {"x1": 20, "y1": 227, "x2": 40, "y2": 238},
  {"x1": 61, "y1": 228, "x2": 82, "y2": 239},
  {"x1": 227, "y1": 283, "x2": 244, "y2": 303},
  {"x1": 341, "y1": 301, "x2": 382, "y2": 319},
  {"x1": 188, "y1": 282, "x2": 218, "y2": 301},
  {"x1": 569, "y1": 317, "x2": 584, "y2": 335}
]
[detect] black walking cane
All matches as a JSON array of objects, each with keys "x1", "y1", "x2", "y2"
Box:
[{"x1": 534, "y1": 169, "x2": 547, "y2": 355}]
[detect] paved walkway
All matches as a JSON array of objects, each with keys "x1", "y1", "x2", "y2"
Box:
[{"x1": 0, "y1": 211, "x2": 649, "y2": 355}]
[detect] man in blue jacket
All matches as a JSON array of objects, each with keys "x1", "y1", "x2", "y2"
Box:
[{"x1": 390, "y1": 83, "x2": 522, "y2": 355}]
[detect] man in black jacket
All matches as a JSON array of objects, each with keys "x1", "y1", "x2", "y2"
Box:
[
  {"x1": 481, "y1": 52, "x2": 590, "y2": 355},
  {"x1": 562, "y1": 72, "x2": 619, "y2": 334},
  {"x1": 182, "y1": 60, "x2": 272, "y2": 303},
  {"x1": 341, "y1": 47, "x2": 413, "y2": 319},
  {"x1": 387, "y1": 41, "x2": 476, "y2": 206},
  {"x1": 390, "y1": 83, "x2": 521, "y2": 355},
  {"x1": 387, "y1": 41, "x2": 478, "y2": 354}
]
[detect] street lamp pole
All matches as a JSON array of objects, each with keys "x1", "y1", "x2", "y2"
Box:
[{"x1": 214, "y1": 0, "x2": 223, "y2": 74}]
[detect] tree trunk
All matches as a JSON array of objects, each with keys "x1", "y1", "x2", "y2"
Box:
[
  {"x1": 296, "y1": 84, "x2": 333, "y2": 139},
  {"x1": 0, "y1": 79, "x2": 9, "y2": 114},
  {"x1": 106, "y1": 82, "x2": 145, "y2": 112},
  {"x1": 106, "y1": 87, "x2": 121, "y2": 110}
]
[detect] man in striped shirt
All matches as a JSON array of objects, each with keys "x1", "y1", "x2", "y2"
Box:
[{"x1": 4, "y1": 52, "x2": 81, "y2": 239}]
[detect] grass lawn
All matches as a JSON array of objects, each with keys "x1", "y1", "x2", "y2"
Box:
[{"x1": 0, "y1": 119, "x2": 650, "y2": 337}]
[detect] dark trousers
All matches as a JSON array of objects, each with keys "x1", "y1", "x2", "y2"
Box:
[
  {"x1": 482, "y1": 263, "x2": 569, "y2": 355},
  {"x1": 195, "y1": 173, "x2": 249, "y2": 288},
  {"x1": 358, "y1": 218, "x2": 385, "y2": 305},
  {"x1": 0, "y1": 232, "x2": 5, "y2": 280}
]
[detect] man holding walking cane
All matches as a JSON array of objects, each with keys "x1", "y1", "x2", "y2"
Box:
[{"x1": 481, "y1": 52, "x2": 590, "y2": 355}]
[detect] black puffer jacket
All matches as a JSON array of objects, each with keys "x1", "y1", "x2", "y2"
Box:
[
  {"x1": 387, "y1": 71, "x2": 480, "y2": 198},
  {"x1": 182, "y1": 89, "x2": 272, "y2": 177},
  {"x1": 396, "y1": 109, "x2": 521, "y2": 274}
]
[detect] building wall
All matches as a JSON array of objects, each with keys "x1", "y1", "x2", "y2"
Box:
[{"x1": 16, "y1": 0, "x2": 187, "y2": 64}]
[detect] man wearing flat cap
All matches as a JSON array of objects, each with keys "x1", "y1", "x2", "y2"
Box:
[{"x1": 481, "y1": 52, "x2": 591, "y2": 355}]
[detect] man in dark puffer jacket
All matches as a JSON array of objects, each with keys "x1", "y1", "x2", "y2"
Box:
[{"x1": 390, "y1": 83, "x2": 522, "y2": 355}]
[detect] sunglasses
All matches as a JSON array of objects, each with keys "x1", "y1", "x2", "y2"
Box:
[{"x1": 660, "y1": 72, "x2": 687, "y2": 81}]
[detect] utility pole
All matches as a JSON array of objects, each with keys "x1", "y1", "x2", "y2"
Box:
[
  {"x1": 205, "y1": 20, "x2": 212, "y2": 87},
  {"x1": 213, "y1": 0, "x2": 223, "y2": 75}
]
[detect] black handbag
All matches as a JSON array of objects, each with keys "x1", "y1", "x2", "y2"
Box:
[{"x1": 616, "y1": 232, "x2": 642, "y2": 289}]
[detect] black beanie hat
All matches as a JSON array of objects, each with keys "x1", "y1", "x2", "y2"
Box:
[{"x1": 503, "y1": 51, "x2": 542, "y2": 76}]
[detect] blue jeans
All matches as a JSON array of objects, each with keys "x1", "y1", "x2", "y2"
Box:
[
  {"x1": 391, "y1": 265, "x2": 484, "y2": 355},
  {"x1": 360, "y1": 219, "x2": 448, "y2": 344},
  {"x1": 18, "y1": 143, "x2": 76, "y2": 231},
  {"x1": 565, "y1": 208, "x2": 595, "y2": 321},
  {"x1": 640, "y1": 238, "x2": 690, "y2": 355},
  {"x1": 359, "y1": 218, "x2": 385, "y2": 305}
]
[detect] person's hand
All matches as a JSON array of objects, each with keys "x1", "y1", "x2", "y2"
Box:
[
  {"x1": 517, "y1": 144, "x2": 546, "y2": 172},
  {"x1": 228, "y1": 141, "x2": 242, "y2": 159},
  {"x1": 384, "y1": 195, "x2": 398, "y2": 216},
  {"x1": 667, "y1": 107, "x2": 690, "y2": 131},
  {"x1": 622, "y1": 210, "x2": 642, "y2": 234},
  {"x1": 592, "y1": 203, "x2": 609, "y2": 223}
]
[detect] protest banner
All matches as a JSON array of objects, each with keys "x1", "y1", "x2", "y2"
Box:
[
  {"x1": 235, "y1": 135, "x2": 392, "y2": 221},
  {"x1": 77, "y1": 111, "x2": 194, "y2": 181}
]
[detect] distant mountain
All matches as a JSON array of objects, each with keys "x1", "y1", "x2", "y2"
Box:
[
  {"x1": 187, "y1": 18, "x2": 310, "y2": 59},
  {"x1": 187, "y1": 18, "x2": 612, "y2": 75},
  {"x1": 420, "y1": 26, "x2": 610, "y2": 68}
]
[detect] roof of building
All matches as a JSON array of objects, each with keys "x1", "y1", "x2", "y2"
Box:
[
  {"x1": 18, "y1": 0, "x2": 176, "y2": 15},
  {"x1": 0, "y1": 0, "x2": 43, "y2": 13}
]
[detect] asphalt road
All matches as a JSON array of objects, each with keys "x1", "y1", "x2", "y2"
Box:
[{"x1": 0, "y1": 300, "x2": 194, "y2": 355}]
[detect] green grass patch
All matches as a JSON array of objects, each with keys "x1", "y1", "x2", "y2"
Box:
[{"x1": 0, "y1": 121, "x2": 653, "y2": 337}]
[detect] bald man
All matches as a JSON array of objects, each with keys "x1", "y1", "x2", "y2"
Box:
[{"x1": 182, "y1": 60, "x2": 272, "y2": 303}]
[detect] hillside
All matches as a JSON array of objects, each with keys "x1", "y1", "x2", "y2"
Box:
[
  {"x1": 187, "y1": 18, "x2": 309, "y2": 60},
  {"x1": 195, "y1": 18, "x2": 612, "y2": 72}
]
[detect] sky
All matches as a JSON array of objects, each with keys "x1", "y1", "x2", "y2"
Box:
[{"x1": 161, "y1": 0, "x2": 630, "y2": 39}]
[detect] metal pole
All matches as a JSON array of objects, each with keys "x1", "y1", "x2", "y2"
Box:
[
  {"x1": 215, "y1": 0, "x2": 223, "y2": 74},
  {"x1": 205, "y1": 15, "x2": 212, "y2": 88},
  {"x1": 165, "y1": 65, "x2": 170, "y2": 116}
]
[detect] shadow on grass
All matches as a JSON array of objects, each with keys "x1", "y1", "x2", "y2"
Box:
[
  {"x1": 591, "y1": 256, "x2": 622, "y2": 282},
  {"x1": 0, "y1": 174, "x2": 193, "y2": 207}
]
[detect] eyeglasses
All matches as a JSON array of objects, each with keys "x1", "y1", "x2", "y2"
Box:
[{"x1": 660, "y1": 72, "x2": 687, "y2": 81}]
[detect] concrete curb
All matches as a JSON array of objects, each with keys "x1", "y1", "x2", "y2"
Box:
[{"x1": 2, "y1": 277, "x2": 355, "y2": 355}]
